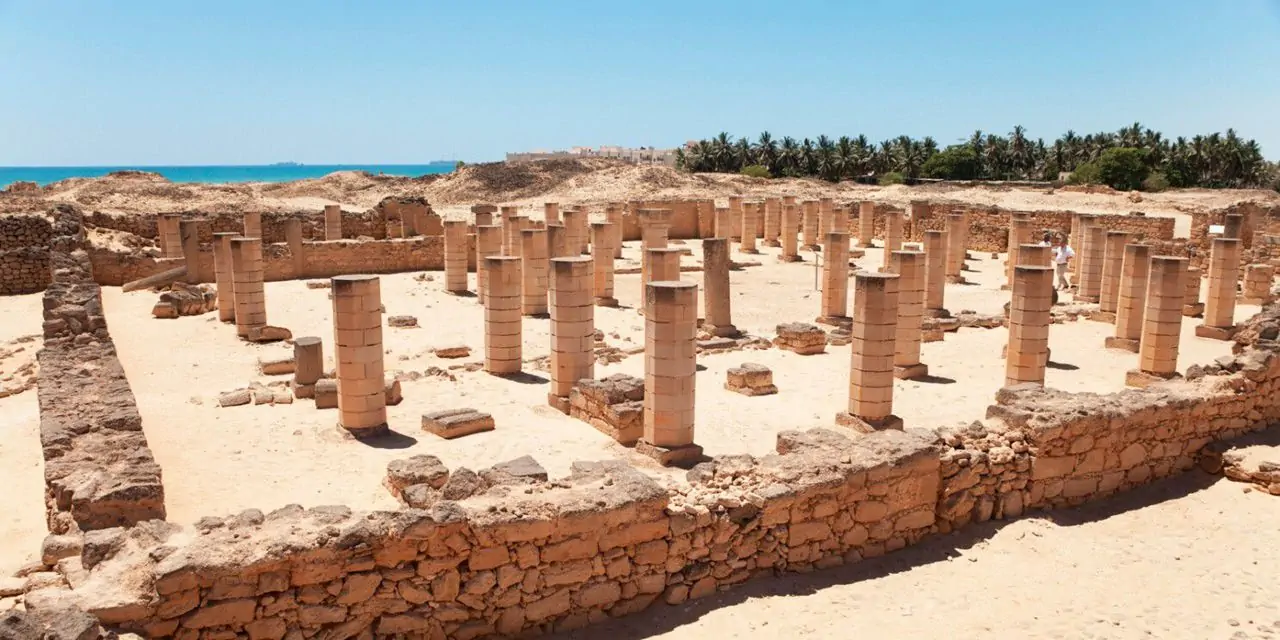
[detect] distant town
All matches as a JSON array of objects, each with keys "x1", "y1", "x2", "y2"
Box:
[{"x1": 505, "y1": 144, "x2": 679, "y2": 166}]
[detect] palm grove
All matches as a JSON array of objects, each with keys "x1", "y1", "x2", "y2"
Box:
[{"x1": 674, "y1": 124, "x2": 1277, "y2": 191}]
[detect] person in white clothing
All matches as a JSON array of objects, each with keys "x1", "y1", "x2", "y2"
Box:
[{"x1": 1052, "y1": 234, "x2": 1075, "y2": 290}]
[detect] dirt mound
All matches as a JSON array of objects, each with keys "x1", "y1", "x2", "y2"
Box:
[
  {"x1": 426, "y1": 158, "x2": 619, "y2": 203},
  {"x1": 1059, "y1": 184, "x2": 1119, "y2": 195},
  {"x1": 104, "y1": 170, "x2": 168, "y2": 181}
]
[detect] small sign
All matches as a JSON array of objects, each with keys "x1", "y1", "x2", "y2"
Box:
[{"x1": 1209, "y1": 224, "x2": 1226, "y2": 235}]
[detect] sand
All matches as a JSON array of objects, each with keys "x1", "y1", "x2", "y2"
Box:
[{"x1": 0, "y1": 292, "x2": 48, "y2": 576}]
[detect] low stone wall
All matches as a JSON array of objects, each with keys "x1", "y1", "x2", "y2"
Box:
[
  {"x1": 0, "y1": 213, "x2": 53, "y2": 294},
  {"x1": 621, "y1": 201, "x2": 700, "y2": 241},
  {"x1": 35, "y1": 205, "x2": 166, "y2": 534},
  {"x1": 912, "y1": 204, "x2": 1177, "y2": 252},
  {"x1": 84, "y1": 209, "x2": 387, "y2": 243}
]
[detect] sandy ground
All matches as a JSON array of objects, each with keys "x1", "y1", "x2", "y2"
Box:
[
  {"x1": 564, "y1": 474, "x2": 1280, "y2": 640},
  {"x1": 83, "y1": 239, "x2": 1246, "y2": 525},
  {"x1": 0, "y1": 292, "x2": 47, "y2": 576}
]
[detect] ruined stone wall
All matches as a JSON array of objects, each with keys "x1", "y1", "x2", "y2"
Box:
[
  {"x1": 35, "y1": 205, "x2": 166, "y2": 534},
  {"x1": 620, "y1": 201, "x2": 700, "y2": 241},
  {"x1": 0, "y1": 213, "x2": 53, "y2": 294},
  {"x1": 83, "y1": 210, "x2": 387, "y2": 243},
  {"x1": 1189, "y1": 203, "x2": 1280, "y2": 268},
  {"x1": 909, "y1": 204, "x2": 1176, "y2": 252}
]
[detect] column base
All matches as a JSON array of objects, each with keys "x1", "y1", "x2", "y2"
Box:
[
  {"x1": 739, "y1": 247, "x2": 761, "y2": 255},
  {"x1": 446, "y1": 289, "x2": 473, "y2": 297},
  {"x1": 546, "y1": 393, "x2": 570, "y2": 414},
  {"x1": 724, "y1": 383, "x2": 778, "y2": 396},
  {"x1": 850, "y1": 249, "x2": 866, "y2": 259},
  {"x1": 1125, "y1": 369, "x2": 1181, "y2": 388},
  {"x1": 292, "y1": 382, "x2": 316, "y2": 399},
  {"x1": 945, "y1": 275, "x2": 968, "y2": 285},
  {"x1": 1182, "y1": 303, "x2": 1205, "y2": 317},
  {"x1": 835, "y1": 412, "x2": 904, "y2": 433},
  {"x1": 802, "y1": 244, "x2": 821, "y2": 251},
  {"x1": 777, "y1": 255, "x2": 803, "y2": 263},
  {"x1": 815, "y1": 315, "x2": 852, "y2": 329},
  {"x1": 1194, "y1": 324, "x2": 1237, "y2": 340},
  {"x1": 1104, "y1": 337, "x2": 1140, "y2": 353},
  {"x1": 593, "y1": 297, "x2": 619, "y2": 307},
  {"x1": 338, "y1": 422, "x2": 390, "y2": 440},
  {"x1": 635, "y1": 440, "x2": 705, "y2": 467},
  {"x1": 1089, "y1": 311, "x2": 1117, "y2": 323},
  {"x1": 763, "y1": 240, "x2": 781, "y2": 247},
  {"x1": 893, "y1": 363, "x2": 929, "y2": 380},
  {"x1": 704, "y1": 324, "x2": 741, "y2": 338},
  {"x1": 856, "y1": 241, "x2": 875, "y2": 248}
]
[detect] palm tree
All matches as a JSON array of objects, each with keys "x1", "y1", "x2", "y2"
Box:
[
  {"x1": 755, "y1": 131, "x2": 778, "y2": 175},
  {"x1": 779, "y1": 137, "x2": 800, "y2": 176}
]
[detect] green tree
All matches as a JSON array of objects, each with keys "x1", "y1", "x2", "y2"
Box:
[
  {"x1": 921, "y1": 145, "x2": 979, "y2": 180},
  {"x1": 1096, "y1": 147, "x2": 1150, "y2": 190}
]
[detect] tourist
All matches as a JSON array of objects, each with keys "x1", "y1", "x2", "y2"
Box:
[
  {"x1": 1053, "y1": 234, "x2": 1075, "y2": 290},
  {"x1": 1040, "y1": 231, "x2": 1053, "y2": 247}
]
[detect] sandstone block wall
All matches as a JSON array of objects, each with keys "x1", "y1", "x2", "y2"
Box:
[
  {"x1": 0, "y1": 213, "x2": 53, "y2": 294},
  {"x1": 35, "y1": 205, "x2": 166, "y2": 534},
  {"x1": 912, "y1": 205, "x2": 1176, "y2": 253},
  {"x1": 621, "y1": 201, "x2": 699, "y2": 241},
  {"x1": 83, "y1": 209, "x2": 387, "y2": 244}
]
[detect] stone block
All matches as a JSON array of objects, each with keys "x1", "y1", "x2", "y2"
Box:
[
  {"x1": 387, "y1": 315, "x2": 418, "y2": 328},
  {"x1": 422, "y1": 408, "x2": 495, "y2": 439},
  {"x1": 835, "y1": 412, "x2": 903, "y2": 433},
  {"x1": 773, "y1": 322, "x2": 827, "y2": 355},
  {"x1": 433, "y1": 344, "x2": 471, "y2": 359},
  {"x1": 635, "y1": 439, "x2": 705, "y2": 467},
  {"x1": 725, "y1": 363, "x2": 777, "y2": 396},
  {"x1": 247, "y1": 325, "x2": 292, "y2": 343},
  {"x1": 258, "y1": 355, "x2": 296, "y2": 376},
  {"x1": 314, "y1": 379, "x2": 338, "y2": 409},
  {"x1": 1195, "y1": 324, "x2": 1236, "y2": 341}
]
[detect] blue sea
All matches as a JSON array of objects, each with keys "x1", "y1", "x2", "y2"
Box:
[{"x1": 0, "y1": 163, "x2": 455, "y2": 187}]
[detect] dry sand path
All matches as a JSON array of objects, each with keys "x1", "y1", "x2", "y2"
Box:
[{"x1": 0, "y1": 292, "x2": 48, "y2": 576}]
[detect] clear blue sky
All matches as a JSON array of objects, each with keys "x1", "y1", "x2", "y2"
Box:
[{"x1": 1, "y1": 0, "x2": 1277, "y2": 165}]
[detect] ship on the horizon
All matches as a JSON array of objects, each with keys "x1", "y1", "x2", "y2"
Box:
[{"x1": 269, "y1": 161, "x2": 303, "y2": 167}]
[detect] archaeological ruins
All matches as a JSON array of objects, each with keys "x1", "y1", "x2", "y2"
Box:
[{"x1": 1, "y1": 182, "x2": 1279, "y2": 640}]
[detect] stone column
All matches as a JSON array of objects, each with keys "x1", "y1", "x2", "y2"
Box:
[
  {"x1": 946, "y1": 213, "x2": 967, "y2": 283},
  {"x1": 293, "y1": 336, "x2": 323, "y2": 397},
  {"x1": 561, "y1": 208, "x2": 583, "y2": 257},
  {"x1": 637, "y1": 281, "x2": 703, "y2": 466},
  {"x1": 475, "y1": 225, "x2": 504, "y2": 306},
  {"x1": 1196, "y1": 237, "x2": 1241, "y2": 340},
  {"x1": 885, "y1": 209, "x2": 903, "y2": 254},
  {"x1": 591, "y1": 222, "x2": 617, "y2": 306},
  {"x1": 763, "y1": 197, "x2": 781, "y2": 247},
  {"x1": 801, "y1": 200, "x2": 820, "y2": 251},
  {"x1": 573, "y1": 206, "x2": 591, "y2": 254},
  {"x1": 242, "y1": 211, "x2": 262, "y2": 240},
  {"x1": 520, "y1": 228, "x2": 549, "y2": 316},
  {"x1": 1005, "y1": 265, "x2": 1054, "y2": 387},
  {"x1": 229, "y1": 237, "x2": 266, "y2": 339},
  {"x1": 857, "y1": 202, "x2": 876, "y2": 248},
  {"x1": 1016, "y1": 244, "x2": 1051, "y2": 272},
  {"x1": 836, "y1": 272, "x2": 902, "y2": 432},
  {"x1": 779, "y1": 203, "x2": 801, "y2": 262},
  {"x1": 740, "y1": 202, "x2": 760, "y2": 254},
  {"x1": 157, "y1": 213, "x2": 182, "y2": 258},
  {"x1": 646, "y1": 247, "x2": 682, "y2": 285},
  {"x1": 330, "y1": 275, "x2": 386, "y2": 438},
  {"x1": 1127, "y1": 256, "x2": 1187, "y2": 387},
  {"x1": 727, "y1": 196, "x2": 743, "y2": 241},
  {"x1": 212, "y1": 232, "x2": 239, "y2": 323},
  {"x1": 1242, "y1": 264, "x2": 1275, "y2": 305},
  {"x1": 923, "y1": 230, "x2": 948, "y2": 316},
  {"x1": 324, "y1": 205, "x2": 342, "y2": 241},
  {"x1": 695, "y1": 199, "x2": 714, "y2": 240},
  {"x1": 1097, "y1": 231, "x2": 1131, "y2": 317},
  {"x1": 818, "y1": 199, "x2": 838, "y2": 246},
  {"x1": 484, "y1": 256, "x2": 523, "y2": 375},
  {"x1": 1070, "y1": 214, "x2": 1085, "y2": 279},
  {"x1": 546, "y1": 223, "x2": 569, "y2": 259},
  {"x1": 1182, "y1": 267, "x2": 1204, "y2": 317},
  {"x1": 544, "y1": 202, "x2": 560, "y2": 226},
  {"x1": 548, "y1": 256, "x2": 594, "y2": 413},
  {"x1": 714, "y1": 207, "x2": 731, "y2": 239},
  {"x1": 443, "y1": 220, "x2": 469, "y2": 294},
  {"x1": 1223, "y1": 213, "x2": 1244, "y2": 240},
  {"x1": 503, "y1": 215, "x2": 525, "y2": 257},
  {"x1": 891, "y1": 251, "x2": 928, "y2": 379},
  {"x1": 179, "y1": 219, "x2": 203, "y2": 283},
  {"x1": 1105, "y1": 243, "x2": 1151, "y2": 352},
  {"x1": 638, "y1": 209, "x2": 673, "y2": 301},
  {"x1": 818, "y1": 232, "x2": 850, "y2": 325},
  {"x1": 1076, "y1": 224, "x2": 1106, "y2": 302},
  {"x1": 606, "y1": 205, "x2": 624, "y2": 259},
  {"x1": 1004, "y1": 214, "x2": 1034, "y2": 289},
  {"x1": 702, "y1": 238, "x2": 738, "y2": 337},
  {"x1": 284, "y1": 218, "x2": 305, "y2": 278},
  {"x1": 472, "y1": 204, "x2": 496, "y2": 226}
]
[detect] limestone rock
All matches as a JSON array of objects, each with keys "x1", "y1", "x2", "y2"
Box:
[
  {"x1": 386, "y1": 455, "x2": 450, "y2": 495},
  {"x1": 440, "y1": 467, "x2": 483, "y2": 501},
  {"x1": 217, "y1": 389, "x2": 252, "y2": 408},
  {"x1": 433, "y1": 344, "x2": 471, "y2": 359},
  {"x1": 387, "y1": 315, "x2": 418, "y2": 328},
  {"x1": 247, "y1": 325, "x2": 292, "y2": 343},
  {"x1": 481, "y1": 455, "x2": 549, "y2": 486}
]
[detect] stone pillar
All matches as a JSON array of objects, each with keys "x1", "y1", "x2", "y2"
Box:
[
  {"x1": 242, "y1": 211, "x2": 262, "y2": 240},
  {"x1": 520, "y1": 228, "x2": 549, "y2": 316},
  {"x1": 637, "y1": 281, "x2": 703, "y2": 466},
  {"x1": 561, "y1": 208, "x2": 583, "y2": 257},
  {"x1": 294, "y1": 336, "x2": 323, "y2": 395},
  {"x1": 646, "y1": 247, "x2": 682, "y2": 285},
  {"x1": 727, "y1": 196, "x2": 743, "y2": 241},
  {"x1": 324, "y1": 205, "x2": 342, "y2": 241},
  {"x1": 548, "y1": 257, "x2": 594, "y2": 412},
  {"x1": 1127, "y1": 256, "x2": 1187, "y2": 386},
  {"x1": 544, "y1": 202, "x2": 560, "y2": 226},
  {"x1": 763, "y1": 197, "x2": 781, "y2": 247},
  {"x1": 740, "y1": 202, "x2": 760, "y2": 254},
  {"x1": 475, "y1": 225, "x2": 503, "y2": 306},
  {"x1": 1098, "y1": 231, "x2": 1131, "y2": 316},
  {"x1": 638, "y1": 209, "x2": 673, "y2": 301},
  {"x1": 818, "y1": 199, "x2": 837, "y2": 246},
  {"x1": 157, "y1": 213, "x2": 182, "y2": 258},
  {"x1": 1223, "y1": 213, "x2": 1244, "y2": 240},
  {"x1": 1182, "y1": 267, "x2": 1204, "y2": 317},
  {"x1": 546, "y1": 223, "x2": 569, "y2": 259},
  {"x1": 443, "y1": 220, "x2": 469, "y2": 294},
  {"x1": 472, "y1": 204, "x2": 496, "y2": 226},
  {"x1": 1105, "y1": 243, "x2": 1151, "y2": 352},
  {"x1": 606, "y1": 205, "x2": 624, "y2": 259},
  {"x1": 1004, "y1": 214, "x2": 1034, "y2": 288},
  {"x1": 818, "y1": 232, "x2": 850, "y2": 325},
  {"x1": 284, "y1": 218, "x2": 305, "y2": 278},
  {"x1": 229, "y1": 237, "x2": 266, "y2": 339},
  {"x1": 504, "y1": 215, "x2": 526, "y2": 257},
  {"x1": 891, "y1": 251, "x2": 928, "y2": 379},
  {"x1": 1196, "y1": 237, "x2": 1241, "y2": 340},
  {"x1": 857, "y1": 202, "x2": 876, "y2": 248},
  {"x1": 1076, "y1": 224, "x2": 1105, "y2": 302},
  {"x1": 884, "y1": 209, "x2": 903, "y2": 254},
  {"x1": 573, "y1": 206, "x2": 590, "y2": 254},
  {"x1": 591, "y1": 222, "x2": 617, "y2": 306},
  {"x1": 695, "y1": 199, "x2": 714, "y2": 240},
  {"x1": 1242, "y1": 264, "x2": 1275, "y2": 305},
  {"x1": 779, "y1": 203, "x2": 801, "y2": 262},
  {"x1": 484, "y1": 256, "x2": 523, "y2": 375},
  {"x1": 1005, "y1": 265, "x2": 1054, "y2": 387},
  {"x1": 212, "y1": 232, "x2": 239, "y2": 323},
  {"x1": 945, "y1": 213, "x2": 967, "y2": 283},
  {"x1": 179, "y1": 219, "x2": 203, "y2": 283},
  {"x1": 836, "y1": 272, "x2": 902, "y2": 432},
  {"x1": 330, "y1": 275, "x2": 386, "y2": 438},
  {"x1": 702, "y1": 238, "x2": 738, "y2": 337},
  {"x1": 1016, "y1": 244, "x2": 1051, "y2": 272},
  {"x1": 801, "y1": 200, "x2": 820, "y2": 251},
  {"x1": 714, "y1": 207, "x2": 731, "y2": 239},
  {"x1": 923, "y1": 230, "x2": 948, "y2": 316},
  {"x1": 1070, "y1": 214, "x2": 1085, "y2": 279}
]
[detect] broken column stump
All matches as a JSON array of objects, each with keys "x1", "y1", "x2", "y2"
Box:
[
  {"x1": 725, "y1": 363, "x2": 778, "y2": 396},
  {"x1": 422, "y1": 408, "x2": 495, "y2": 439}
]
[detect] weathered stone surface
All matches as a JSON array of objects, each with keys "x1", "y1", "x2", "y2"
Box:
[
  {"x1": 385, "y1": 455, "x2": 449, "y2": 497},
  {"x1": 422, "y1": 409, "x2": 494, "y2": 439},
  {"x1": 387, "y1": 315, "x2": 418, "y2": 328},
  {"x1": 773, "y1": 322, "x2": 826, "y2": 355}
]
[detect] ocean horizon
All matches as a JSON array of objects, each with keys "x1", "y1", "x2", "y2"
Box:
[{"x1": 0, "y1": 163, "x2": 456, "y2": 187}]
